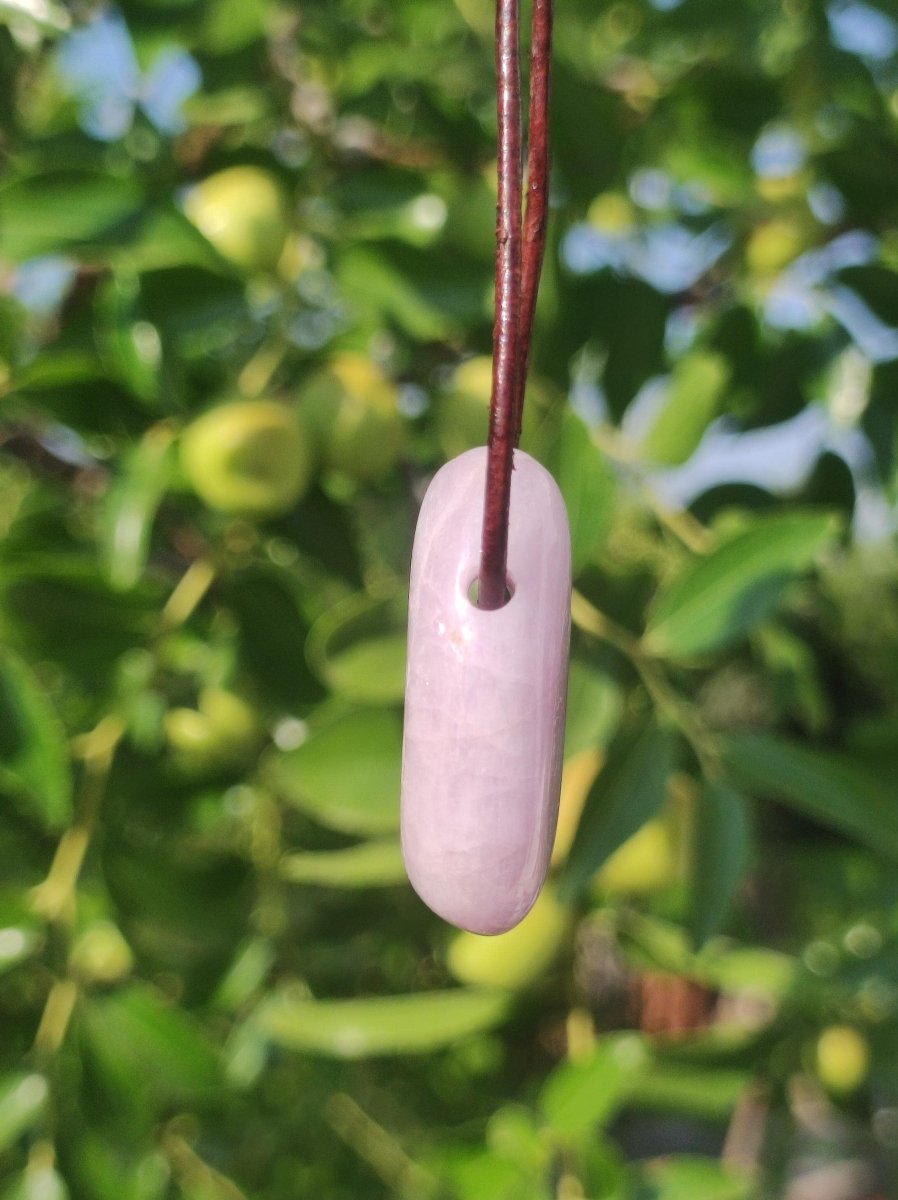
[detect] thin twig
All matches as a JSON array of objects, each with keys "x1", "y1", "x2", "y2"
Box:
[
  {"x1": 479, "y1": 0, "x2": 524, "y2": 611},
  {"x1": 570, "y1": 589, "x2": 721, "y2": 771}
]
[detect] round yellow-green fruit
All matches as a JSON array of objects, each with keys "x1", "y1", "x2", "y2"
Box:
[
  {"x1": 552, "y1": 748, "x2": 604, "y2": 867},
  {"x1": 198, "y1": 687, "x2": 259, "y2": 747},
  {"x1": 436, "y1": 356, "x2": 551, "y2": 462},
  {"x1": 301, "y1": 353, "x2": 406, "y2": 482},
  {"x1": 816, "y1": 1025, "x2": 871, "y2": 1095},
  {"x1": 446, "y1": 887, "x2": 570, "y2": 991},
  {"x1": 594, "y1": 818, "x2": 679, "y2": 897},
  {"x1": 746, "y1": 218, "x2": 806, "y2": 279},
  {"x1": 70, "y1": 921, "x2": 134, "y2": 985},
  {"x1": 164, "y1": 688, "x2": 260, "y2": 773},
  {"x1": 180, "y1": 399, "x2": 311, "y2": 517},
  {"x1": 184, "y1": 166, "x2": 289, "y2": 273}
]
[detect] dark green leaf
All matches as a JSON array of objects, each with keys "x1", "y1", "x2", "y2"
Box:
[
  {"x1": 723, "y1": 732, "x2": 898, "y2": 859},
  {"x1": 80, "y1": 985, "x2": 220, "y2": 1116},
  {"x1": 690, "y1": 782, "x2": 750, "y2": 948},
  {"x1": 0, "y1": 173, "x2": 142, "y2": 262},
  {"x1": 0, "y1": 650, "x2": 71, "y2": 830},
  {"x1": 560, "y1": 723, "x2": 674, "y2": 898}
]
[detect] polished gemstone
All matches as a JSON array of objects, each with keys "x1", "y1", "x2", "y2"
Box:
[{"x1": 401, "y1": 447, "x2": 571, "y2": 934}]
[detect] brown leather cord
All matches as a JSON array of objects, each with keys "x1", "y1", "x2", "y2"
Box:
[{"x1": 478, "y1": 0, "x2": 553, "y2": 610}]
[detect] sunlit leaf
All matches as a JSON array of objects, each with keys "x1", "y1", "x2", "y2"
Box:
[
  {"x1": 542, "y1": 408, "x2": 616, "y2": 574},
  {"x1": 306, "y1": 593, "x2": 407, "y2": 705},
  {"x1": 101, "y1": 424, "x2": 176, "y2": 590},
  {"x1": 645, "y1": 513, "x2": 838, "y2": 658},
  {"x1": 642, "y1": 1155, "x2": 753, "y2": 1200},
  {"x1": 0, "y1": 1074, "x2": 48, "y2": 1154},
  {"x1": 253, "y1": 987, "x2": 510, "y2": 1057},
  {"x1": 642, "y1": 351, "x2": 729, "y2": 466},
  {"x1": 280, "y1": 840, "x2": 406, "y2": 888},
  {"x1": 628, "y1": 1063, "x2": 750, "y2": 1121},
  {"x1": 540, "y1": 1035, "x2": 647, "y2": 1136},
  {"x1": 266, "y1": 709, "x2": 401, "y2": 835},
  {"x1": 564, "y1": 660, "x2": 623, "y2": 758}
]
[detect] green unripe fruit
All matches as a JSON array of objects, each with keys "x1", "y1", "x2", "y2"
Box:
[
  {"x1": 164, "y1": 688, "x2": 260, "y2": 774},
  {"x1": 595, "y1": 818, "x2": 678, "y2": 896},
  {"x1": 816, "y1": 1025, "x2": 870, "y2": 1095},
  {"x1": 302, "y1": 354, "x2": 406, "y2": 483},
  {"x1": 70, "y1": 921, "x2": 133, "y2": 985},
  {"x1": 198, "y1": 687, "x2": 259, "y2": 750},
  {"x1": 181, "y1": 400, "x2": 311, "y2": 517},
  {"x1": 436, "y1": 355, "x2": 551, "y2": 461},
  {"x1": 446, "y1": 887, "x2": 569, "y2": 991},
  {"x1": 184, "y1": 166, "x2": 289, "y2": 273},
  {"x1": 163, "y1": 706, "x2": 218, "y2": 768}
]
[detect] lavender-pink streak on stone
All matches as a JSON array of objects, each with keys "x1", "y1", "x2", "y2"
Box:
[{"x1": 401, "y1": 447, "x2": 571, "y2": 934}]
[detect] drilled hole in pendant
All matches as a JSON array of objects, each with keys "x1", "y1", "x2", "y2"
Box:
[{"x1": 468, "y1": 575, "x2": 515, "y2": 609}]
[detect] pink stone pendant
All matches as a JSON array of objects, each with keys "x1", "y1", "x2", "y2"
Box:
[{"x1": 401, "y1": 447, "x2": 571, "y2": 935}]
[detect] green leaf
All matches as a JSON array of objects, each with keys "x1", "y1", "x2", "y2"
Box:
[
  {"x1": 225, "y1": 566, "x2": 323, "y2": 708},
  {"x1": 266, "y1": 709, "x2": 401, "y2": 835},
  {"x1": 0, "y1": 173, "x2": 142, "y2": 263},
  {"x1": 0, "y1": 0, "x2": 69, "y2": 34},
  {"x1": 306, "y1": 593, "x2": 407, "y2": 706},
  {"x1": 645, "y1": 513, "x2": 838, "y2": 658},
  {"x1": 280, "y1": 840, "x2": 406, "y2": 888},
  {"x1": 94, "y1": 275, "x2": 162, "y2": 404},
  {"x1": 337, "y1": 245, "x2": 453, "y2": 341},
  {"x1": 641, "y1": 1156, "x2": 752, "y2": 1200},
  {"x1": 0, "y1": 1074, "x2": 48, "y2": 1154},
  {"x1": 80, "y1": 985, "x2": 220, "y2": 1115},
  {"x1": 0, "y1": 650, "x2": 71, "y2": 830},
  {"x1": 2, "y1": 1167, "x2": 68, "y2": 1200},
  {"x1": 642, "y1": 352, "x2": 730, "y2": 466},
  {"x1": 101, "y1": 425, "x2": 176, "y2": 590},
  {"x1": 540, "y1": 1035, "x2": 647, "y2": 1137},
  {"x1": 690, "y1": 782, "x2": 750, "y2": 948},
  {"x1": 542, "y1": 409, "x2": 616, "y2": 574},
  {"x1": 722, "y1": 732, "x2": 898, "y2": 858},
  {"x1": 564, "y1": 660, "x2": 623, "y2": 758},
  {"x1": 120, "y1": 205, "x2": 231, "y2": 273},
  {"x1": 213, "y1": 938, "x2": 276, "y2": 1013},
  {"x1": 628, "y1": 1063, "x2": 749, "y2": 1121},
  {"x1": 253, "y1": 987, "x2": 510, "y2": 1057},
  {"x1": 701, "y1": 945, "x2": 796, "y2": 998},
  {"x1": 560, "y1": 723, "x2": 673, "y2": 899}
]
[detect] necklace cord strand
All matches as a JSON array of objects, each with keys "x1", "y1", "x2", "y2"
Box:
[
  {"x1": 478, "y1": 0, "x2": 552, "y2": 610},
  {"x1": 515, "y1": 0, "x2": 553, "y2": 446}
]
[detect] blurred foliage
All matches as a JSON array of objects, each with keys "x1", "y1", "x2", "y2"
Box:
[{"x1": 2, "y1": 0, "x2": 898, "y2": 1197}]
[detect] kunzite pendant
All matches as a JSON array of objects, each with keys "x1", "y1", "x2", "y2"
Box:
[{"x1": 401, "y1": 447, "x2": 571, "y2": 935}]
